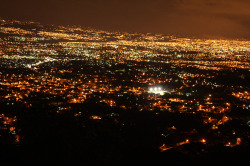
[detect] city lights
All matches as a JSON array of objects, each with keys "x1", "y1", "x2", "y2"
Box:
[
  {"x1": 0, "y1": 18, "x2": 249, "y2": 166},
  {"x1": 148, "y1": 86, "x2": 166, "y2": 95}
]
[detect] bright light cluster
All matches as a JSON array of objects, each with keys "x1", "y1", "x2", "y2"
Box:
[
  {"x1": 148, "y1": 86, "x2": 165, "y2": 95},
  {"x1": 150, "y1": 87, "x2": 161, "y2": 91}
]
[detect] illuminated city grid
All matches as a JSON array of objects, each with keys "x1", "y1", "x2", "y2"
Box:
[{"x1": 0, "y1": 18, "x2": 249, "y2": 165}]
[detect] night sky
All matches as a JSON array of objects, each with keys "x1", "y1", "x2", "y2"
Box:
[{"x1": 1, "y1": 0, "x2": 249, "y2": 38}]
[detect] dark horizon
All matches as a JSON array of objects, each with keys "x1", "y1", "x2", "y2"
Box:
[{"x1": 1, "y1": 0, "x2": 250, "y2": 39}]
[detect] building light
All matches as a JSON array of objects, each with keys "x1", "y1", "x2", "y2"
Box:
[{"x1": 201, "y1": 139, "x2": 206, "y2": 144}]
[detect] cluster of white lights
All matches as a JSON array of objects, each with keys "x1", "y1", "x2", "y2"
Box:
[{"x1": 149, "y1": 87, "x2": 162, "y2": 91}]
